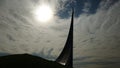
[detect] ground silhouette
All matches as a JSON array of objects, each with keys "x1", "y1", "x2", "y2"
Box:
[{"x1": 0, "y1": 54, "x2": 66, "y2": 68}]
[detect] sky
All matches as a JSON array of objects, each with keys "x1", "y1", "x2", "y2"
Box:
[{"x1": 0, "y1": 0, "x2": 120, "y2": 68}]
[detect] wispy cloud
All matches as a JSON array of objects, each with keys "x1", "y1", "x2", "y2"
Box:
[
  {"x1": 82, "y1": 2, "x2": 91, "y2": 13},
  {"x1": 73, "y1": 0, "x2": 120, "y2": 67}
]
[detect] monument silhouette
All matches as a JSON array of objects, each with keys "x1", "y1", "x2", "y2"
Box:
[
  {"x1": 0, "y1": 10, "x2": 74, "y2": 68},
  {"x1": 56, "y1": 9, "x2": 74, "y2": 68}
]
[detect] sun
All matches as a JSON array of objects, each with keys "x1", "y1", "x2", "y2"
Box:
[{"x1": 34, "y1": 5, "x2": 54, "y2": 23}]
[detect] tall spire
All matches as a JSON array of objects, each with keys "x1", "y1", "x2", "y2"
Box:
[{"x1": 56, "y1": 9, "x2": 74, "y2": 68}]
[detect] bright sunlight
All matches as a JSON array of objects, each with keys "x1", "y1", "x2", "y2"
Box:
[{"x1": 34, "y1": 5, "x2": 54, "y2": 23}]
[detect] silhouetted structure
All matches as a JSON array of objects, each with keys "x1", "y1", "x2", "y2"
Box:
[
  {"x1": 0, "y1": 10, "x2": 74, "y2": 68},
  {"x1": 56, "y1": 10, "x2": 74, "y2": 68}
]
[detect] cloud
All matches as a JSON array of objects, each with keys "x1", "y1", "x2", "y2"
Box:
[
  {"x1": 0, "y1": 0, "x2": 70, "y2": 57},
  {"x1": 74, "y1": 56, "x2": 120, "y2": 68},
  {"x1": 74, "y1": 61, "x2": 120, "y2": 68},
  {"x1": 98, "y1": 0, "x2": 119, "y2": 10},
  {"x1": 6, "y1": 34, "x2": 16, "y2": 41},
  {"x1": 82, "y1": 2, "x2": 91, "y2": 13},
  {"x1": 74, "y1": 0, "x2": 120, "y2": 57},
  {"x1": 73, "y1": 0, "x2": 120, "y2": 67},
  {"x1": 32, "y1": 47, "x2": 56, "y2": 60}
]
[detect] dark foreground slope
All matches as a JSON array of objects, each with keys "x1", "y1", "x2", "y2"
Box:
[{"x1": 0, "y1": 54, "x2": 65, "y2": 68}]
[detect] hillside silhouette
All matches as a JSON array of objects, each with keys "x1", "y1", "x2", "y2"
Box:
[{"x1": 0, "y1": 54, "x2": 65, "y2": 68}]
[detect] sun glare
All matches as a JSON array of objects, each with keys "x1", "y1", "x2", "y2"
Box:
[{"x1": 34, "y1": 5, "x2": 54, "y2": 23}]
